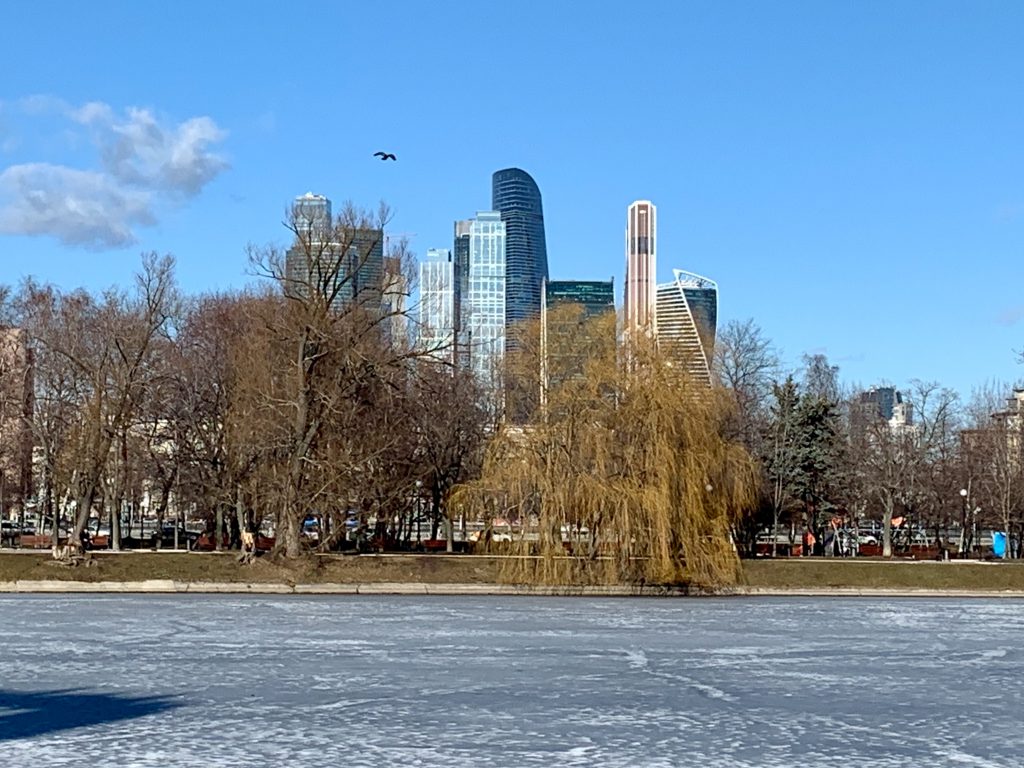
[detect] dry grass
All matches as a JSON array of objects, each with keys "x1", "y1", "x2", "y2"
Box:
[
  {"x1": 3, "y1": 552, "x2": 1024, "y2": 591},
  {"x1": 0, "y1": 552, "x2": 502, "y2": 585},
  {"x1": 742, "y1": 559, "x2": 1024, "y2": 591}
]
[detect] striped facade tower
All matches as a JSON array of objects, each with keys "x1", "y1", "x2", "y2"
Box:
[{"x1": 624, "y1": 201, "x2": 657, "y2": 339}]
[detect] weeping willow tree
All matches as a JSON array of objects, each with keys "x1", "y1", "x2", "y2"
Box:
[{"x1": 452, "y1": 307, "x2": 758, "y2": 588}]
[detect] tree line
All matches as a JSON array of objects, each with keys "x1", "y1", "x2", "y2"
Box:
[
  {"x1": 0, "y1": 204, "x2": 489, "y2": 560},
  {"x1": 715, "y1": 319, "x2": 1024, "y2": 559},
  {"x1": 0, "y1": 201, "x2": 1020, "y2": 583}
]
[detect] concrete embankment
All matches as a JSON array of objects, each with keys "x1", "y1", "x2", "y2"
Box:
[
  {"x1": 0, "y1": 580, "x2": 683, "y2": 596},
  {"x1": 3, "y1": 580, "x2": 1024, "y2": 597}
]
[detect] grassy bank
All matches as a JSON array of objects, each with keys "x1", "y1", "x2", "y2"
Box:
[
  {"x1": 741, "y1": 558, "x2": 1024, "y2": 591},
  {"x1": 0, "y1": 551, "x2": 502, "y2": 585},
  {"x1": 2, "y1": 552, "x2": 1024, "y2": 592}
]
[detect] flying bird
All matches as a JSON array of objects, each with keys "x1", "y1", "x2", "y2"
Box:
[{"x1": 373, "y1": 151, "x2": 397, "y2": 161}]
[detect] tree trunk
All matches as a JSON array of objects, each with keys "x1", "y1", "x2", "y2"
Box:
[
  {"x1": 215, "y1": 504, "x2": 224, "y2": 552},
  {"x1": 110, "y1": 500, "x2": 122, "y2": 552},
  {"x1": 881, "y1": 497, "x2": 894, "y2": 558},
  {"x1": 235, "y1": 487, "x2": 246, "y2": 550},
  {"x1": 279, "y1": 510, "x2": 301, "y2": 559}
]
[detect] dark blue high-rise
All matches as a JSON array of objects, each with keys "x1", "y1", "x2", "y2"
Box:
[{"x1": 491, "y1": 168, "x2": 548, "y2": 326}]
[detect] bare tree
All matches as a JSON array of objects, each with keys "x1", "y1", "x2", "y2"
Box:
[
  {"x1": 18, "y1": 255, "x2": 177, "y2": 558},
  {"x1": 964, "y1": 385, "x2": 1024, "y2": 557},
  {"x1": 763, "y1": 376, "x2": 802, "y2": 556},
  {"x1": 715, "y1": 318, "x2": 779, "y2": 453},
  {"x1": 244, "y1": 201, "x2": 430, "y2": 558}
]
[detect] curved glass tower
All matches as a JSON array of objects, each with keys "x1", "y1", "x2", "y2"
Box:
[{"x1": 491, "y1": 168, "x2": 548, "y2": 326}]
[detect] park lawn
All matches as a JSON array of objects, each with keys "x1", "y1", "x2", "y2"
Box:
[{"x1": 741, "y1": 558, "x2": 1024, "y2": 591}]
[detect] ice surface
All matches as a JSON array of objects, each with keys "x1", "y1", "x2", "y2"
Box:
[{"x1": 0, "y1": 595, "x2": 1022, "y2": 766}]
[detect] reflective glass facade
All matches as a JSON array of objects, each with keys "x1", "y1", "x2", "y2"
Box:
[
  {"x1": 491, "y1": 168, "x2": 548, "y2": 326},
  {"x1": 418, "y1": 248, "x2": 455, "y2": 362},
  {"x1": 284, "y1": 193, "x2": 383, "y2": 313},
  {"x1": 655, "y1": 270, "x2": 718, "y2": 387},
  {"x1": 543, "y1": 280, "x2": 616, "y2": 391},
  {"x1": 465, "y1": 212, "x2": 506, "y2": 383},
  {"x1": 682, "y1": 286, "x2": 717, "y2": 362},
  {"x1": 293, "y1": 192, "x2": 332, "y2": 240},
  {"x1": 545, "y1": 280, "x2": 615, "y2": 318}
]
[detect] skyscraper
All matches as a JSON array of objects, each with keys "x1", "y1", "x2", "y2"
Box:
[
  {"x1": 382, "y1": 255, "x2": 408, "y2": 349},
  {"x1": 418, "y1": 248, "x2": 456, "y2": 364},
  {"x1": 655, "y1": 269, "x2": 717, "y2": 387},
  {"x1": 284, "y1": 192, "x2": 384, "y2": 313},
  {"x1": 491, "y1": 168, "x2": 548, "y2": 327},
  {"x1": 452, "y1": 220, "x2": 472, "y2": 365},
  {"x1": 544, "y1": 280, "x2": 615, "y2": 318},
  {"x1": 293, "y1": 192, "x2": 332, "y2": 240},
  {"x1": 624, "y1": 201, "x2": 657, "y2": 336},
  {"x1": 542, "y1": 280, "x2": 616, "y2": 396},
  {"x1": 463, "y1": 212, "x2": 507, "y2": 385}
]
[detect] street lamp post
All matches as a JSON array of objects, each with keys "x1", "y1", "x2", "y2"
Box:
[
  {"x1": 972, "y1": 505, "x2": 980, "y2": 559},
  {"x1": 959, "y1": 488, "x2": 968, "y2": 558}
]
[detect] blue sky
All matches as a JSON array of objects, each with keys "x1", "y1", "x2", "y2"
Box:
[{"x1": 1, "y1": 1, "x2": 1022, "y2": 396}]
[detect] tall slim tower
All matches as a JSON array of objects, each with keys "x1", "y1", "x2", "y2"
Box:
[
  {"x1": 491, "y1": 168, "x2": 548, "y2": 327},
  {"x1": 624, "y1": 200, "x2": 657, "y2": 336}
]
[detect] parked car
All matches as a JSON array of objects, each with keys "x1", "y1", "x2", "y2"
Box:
[{"x1": 1, "y1": 521, "x2": 20, "y2": 544}]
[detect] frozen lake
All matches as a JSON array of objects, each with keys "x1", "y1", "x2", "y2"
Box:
[{"x1": 1, "y1": 595, "x2": 1022, "y2": 767}]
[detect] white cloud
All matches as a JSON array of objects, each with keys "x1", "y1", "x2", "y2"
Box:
[
  {"x1": 0, "y1": 98, "x2": 227, "y2": 248},
  {"x1": 0, "y1": 163, "x2": 154, "y2": 249}
]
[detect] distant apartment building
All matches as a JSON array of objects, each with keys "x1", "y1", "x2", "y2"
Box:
[
  {"x1": 989, "y1": 388, "x2": 1024, "y2": 470},
  {"x1": 993, "y1": 388, "x2": 1024, "y2": 431},
  {"x1": 654, "y1": 269, "x2": 718, "y2": 387},
  {"x1": 284, "y1": 192, "x2": 384, "y2": 313},
  {"x1": 961, "y1": 388, "x2": 1024, "y2": 478},
  {"x1": 624, "y1": 201, "x2": 657, "y2": 338},
  {"x1": 418, "y1": 248, "x2": 457, "y2": 364},
  {"x1": 0, "y1": 328, "x2": 33, "y2": 520}
]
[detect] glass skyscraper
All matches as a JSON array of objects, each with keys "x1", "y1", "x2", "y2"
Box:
[
  {"x1": 542, "y1": 279, "x2": 616, "y2": 395},
  {"x1": 545, "y1": 280, "x2": 615, "y2": 318},
  {"x1": 655, "y1": 269, "x2": 718, "y2": 387},
  {"x1": 293, "y1": 192, "x2": 332, "y2": 239},
  {"x1": 463, "y1": 212, "x2": 507, "y2": 385},
  {"x1": 418, "y1": 248, "x2": 456, "y2": 363},
  {"x1": 284, "y1": 192, "x2": 384, "y2": 313},
  {"x1": 491, "y1": 168, "x2": 548, "y2": 327}
]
